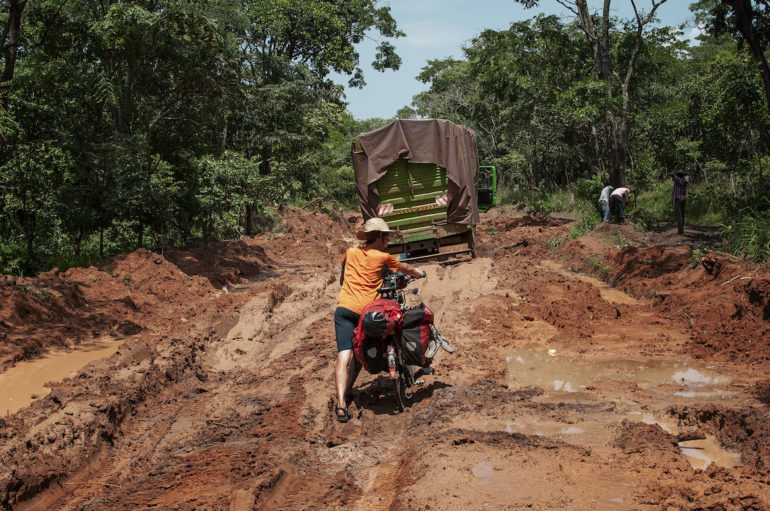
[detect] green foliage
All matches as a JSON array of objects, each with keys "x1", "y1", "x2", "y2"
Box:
[
  {"x1": 0, "y1": 0, "x2": 405, "y2": 274},
  {"x1": 574, "y1": 175, "x2": 604, "y2": 202},
  {"x1": 317, "y1": 165, "x2": 358, "y2": 207},
  {"x1": 4, "y1": 0, "x2": 770, "y2": 274},
  {"x1": 568, "y1": 199, "x2": 601, "y2": 239},
  {"x1": 722, "y1": 199, "x2": 770, "y2": 262},
  {"x1": 546, "y1": 237, "x2": 564, "y2": 250},
  {"x1": 499, "y1": 185, "x2": 570, "y2": 215},
  {"x1": 690, "y1": 249, "x2": 706, "y2": 268},
  {"x1": 632, "y1": 184, "x2": 676, "y2": 230}
]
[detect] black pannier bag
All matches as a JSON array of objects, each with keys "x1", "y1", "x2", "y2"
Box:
[{"x1": 400, "y1": 303, "x2": 435, "y2": 367}]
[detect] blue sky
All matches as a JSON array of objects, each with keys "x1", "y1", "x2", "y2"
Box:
[{"x1": 335, "y1": 0, "x2": 698, "y2": 120}]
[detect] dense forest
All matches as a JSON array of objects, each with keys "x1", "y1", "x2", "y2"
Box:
[{"x1": 1, "y1": 0, "x2": 768, "y2": 275}]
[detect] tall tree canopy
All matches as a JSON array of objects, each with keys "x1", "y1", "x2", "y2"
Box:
[{"x1": 0, "y1": 0, "x2": 402, "y2": 273}]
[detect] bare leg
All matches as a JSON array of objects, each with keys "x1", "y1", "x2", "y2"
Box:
[{"x1": 335, "y1": 350, "x2": 356, "y2": 413}]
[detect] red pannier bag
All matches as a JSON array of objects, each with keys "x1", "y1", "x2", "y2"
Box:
[
  {"x1": 400, "y1": 303, "x2": 434, "y2": 367},
  {"x1": 353, "y1": 299, "x2": 402, "y2": 374}
]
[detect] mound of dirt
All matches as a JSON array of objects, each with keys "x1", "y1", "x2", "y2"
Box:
[
  {"x1": 256, "y1": 207, "x2": 360, "y2": 267},
  {"x1": 3, "y1": 206, "x2": 770, "y2": 509},
  {"x1": 166, "y1": 239, "x2": 274, "y2": 287},
  {"x1": 558, "y1": 228, "x2": 770, "y2": 365},
  {"x1": 609, "y1": 245, "x2": 693, "y2": 283},
  {"x1": 0, "y1": 239, "x2": 275, "y2": 373},
  {"x1": 612, "y1": 420, "x2": 680, "y2": 456},
  {"x1": 0, "y1": 207, "x2": 357, "y2": 373},
  {"x1": 617, "y1": 254, "x2": 770, "y2": 363},
  {"x1": 667, "y1": 405, "x2": 770, "y2": 474}
]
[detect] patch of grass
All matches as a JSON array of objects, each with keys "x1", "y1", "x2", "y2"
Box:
[
  {"x1": 547, "y1": 237, "x2": 564, "y2": 250},
  {"x1": 549, "y1": 189, "x2": 574, "y2": 212},
  {"x1": 486, "y1": 227, "x2": 498, "y2": 236},
  {"x1": 499, "y1": 185, "x2": 572, "y2": 215},
  {"x1": 721, "y1": 205, "x2": 770, "y2": 262},
  {"x1": 689, "y1": 248, "x2": 705, "y2": 268},
  {"x1": 15, "y1": 285, "x2": 54, "y2": 302},
  {"x1": 587, "y1": 256, "x2": 610, "y2": 279},
  {"x1": 123, "y1": 273, "x2": 132, "y2": 286},
  {"x1": 610, "y1": 232, "x2": 629, "y2": 248},
  {"x1": 632, "y1": 180, "x2": 727, "y2": 230},
  {"x1": 568, "y1": 199, "x2": 601, "y2": 239}
]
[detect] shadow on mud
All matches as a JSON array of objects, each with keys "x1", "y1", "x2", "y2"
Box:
[
  {"x1": 353, "y1": 377, "x2": 452, "y2": 416},
  {"x1": 754, "y1": 381, "x2": 770, "y2": 406},
  {"x1": 164, "y1": 239, "x2": 277, "y2": 287}
]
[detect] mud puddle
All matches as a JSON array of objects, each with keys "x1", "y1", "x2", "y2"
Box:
[
  {"x1": 678, "y1": 436, "x2": 741, "y2": 470},
  {"x1": 621, "y1": 412, "x2": 741, "y2": 469},
  {"x1": 505, "y1": 345, "x2": 740, "y2": 471},
  {"x1": 0, "y1": 337, "x2": 126, "y2": 416},
  {"x1": 507, "y1": 348, "x2": 734, "y2": 399}
]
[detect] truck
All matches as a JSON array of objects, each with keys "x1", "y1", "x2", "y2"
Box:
[{"x1": 351, "y1": 119, "x2": 494, "y2": 263}]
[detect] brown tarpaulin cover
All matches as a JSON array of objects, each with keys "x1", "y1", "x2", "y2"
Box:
[{"x1": 351, "y1": 119, "x2": 480, "y2": 225}]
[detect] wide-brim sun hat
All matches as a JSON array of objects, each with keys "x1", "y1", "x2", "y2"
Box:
[{"x1": 356, "y1": 217, "x2": 392, "y2": 240}]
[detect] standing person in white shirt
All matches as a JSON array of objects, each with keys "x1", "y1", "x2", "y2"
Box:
[{"x1": 598, "y1": 184, "x2": 614, "y2": 223}]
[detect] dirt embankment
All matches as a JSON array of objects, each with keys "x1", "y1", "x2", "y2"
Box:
[
  {"x1": 0, "y1": 208, "x2": 353, "y2": 506},
  {"x1": 1, "y1": 206, "x2": 769, "y2": 510}
]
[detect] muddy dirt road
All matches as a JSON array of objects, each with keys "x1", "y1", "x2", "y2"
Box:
[{"x1": 1, "y1": 208, "x2": 769, "y2": 510}]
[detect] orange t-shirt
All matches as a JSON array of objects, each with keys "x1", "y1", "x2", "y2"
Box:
[{"x1": 337, "y1": 247, "x2": 401, "y2": 314}]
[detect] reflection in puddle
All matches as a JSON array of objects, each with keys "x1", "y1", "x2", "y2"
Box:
[
  {"x1": 507, "y1": 348, "x2": 734, "y2": 399},
  {"x1": 0, "y1": 337, "x2": 126, "y2": 416},
  {"x1": 678, "y1": 436, "x2": 741, "y2": 470},
  {"x1": 504, "y1": 420, "x2": 594, "y2": 440},
  {"x1": 624, "y1": 412, "x2": 674, "y2": 433}
]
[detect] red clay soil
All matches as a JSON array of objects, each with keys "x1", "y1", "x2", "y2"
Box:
[{"x1": 1, "y1": 206, "x2": 769, "y2": 510}]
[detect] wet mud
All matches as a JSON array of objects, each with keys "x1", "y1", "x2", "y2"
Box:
[{"x1": 1, "y1": 207, "x2": 769, "y2": 509}]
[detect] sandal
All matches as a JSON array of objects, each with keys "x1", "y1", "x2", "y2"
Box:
[{"x1": 335, "y1": 407, "x2": 352, "y2": 423}]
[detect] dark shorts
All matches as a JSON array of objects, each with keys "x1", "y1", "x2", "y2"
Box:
[{"x1": 334, "y1": 307, "x2": 360, "y2": 352}]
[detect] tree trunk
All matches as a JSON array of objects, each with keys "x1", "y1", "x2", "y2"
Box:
[
  {"x1": 728, "y1": 0, "x2": 770, "y2": 116},
  {"x1": 219, "y1": 122, "x2": 228, "y2": 155},
  {"x1": 572, "y1": 0, "x2": 666, "y2": 188},
  {"x1": 0, "y1": 0, "x2": 27, "y2": 109},
  {"x1": 259, "y1": 146, "x2": 272, "y2": 175},
  {"x1": 591, "y1": 125, "x2": 605, "y2": 181},
  {"x1": 245, "y1": 203, "x2": 253, "y2": 235},
  {"x1": 73, "y1": 227, "x2": 83, "y2": 257},
  {"x1": 610, "y1": 115, "x2": 628, "y2": 188},
  {"x1": 99, "y1": 217, "x2": 105, "y2": 258}
]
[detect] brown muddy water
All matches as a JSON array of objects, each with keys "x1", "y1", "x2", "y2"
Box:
[
  {"x1": 506, "y1": 348, "x2": 734, "y2": 399},
  {"x1": 0, "y1": 337, "x2": 125, "y2": 416},
  {"x1": 505, "y1": 348, "x2": 741, "y2": 470}
]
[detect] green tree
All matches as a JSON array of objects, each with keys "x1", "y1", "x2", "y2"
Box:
[
  {"x1": 694, "y1": 0, "x2": 770, "y2": 115},
  {"x1": 235, "y1": 0, "x2": 404, "y2": 175}
]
